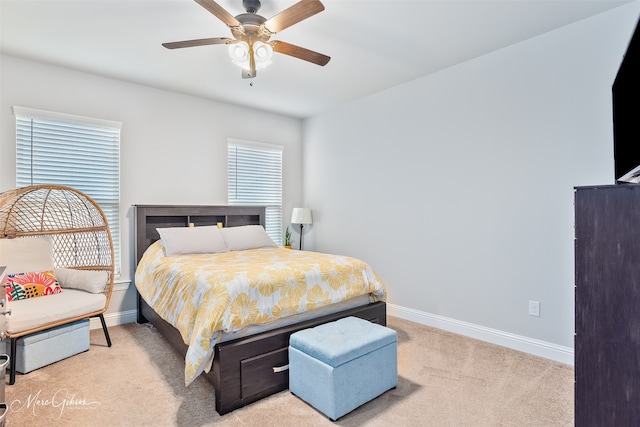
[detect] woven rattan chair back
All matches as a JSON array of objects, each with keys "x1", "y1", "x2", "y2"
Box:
[{"x1": 0, "y1": 184, "x2": 114, "y2": 299}]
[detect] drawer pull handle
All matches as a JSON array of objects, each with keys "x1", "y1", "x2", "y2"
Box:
[{"x1": 272, "y1": 364, "x2": 289, "y2": 373}]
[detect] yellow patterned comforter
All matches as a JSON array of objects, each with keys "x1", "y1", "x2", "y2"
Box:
[{"x1": 135, "y1": 241, "x2": 386, "y2": 386}]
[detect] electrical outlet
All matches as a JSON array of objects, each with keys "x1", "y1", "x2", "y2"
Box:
[{"x1": 529, "y1": 300, "x2": 540, "y2": 317}]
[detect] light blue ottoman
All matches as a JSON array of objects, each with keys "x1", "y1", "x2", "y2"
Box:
[
  {"x1": 6, "y1": 319, "x2": 90, "y2": 374},
  {"x1": 289, "y1": 316, "x2": 398, "y2": 420}
]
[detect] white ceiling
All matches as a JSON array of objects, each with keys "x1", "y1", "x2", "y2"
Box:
[{"x1": 0, "y1": 0, "x2": 632, "y2": 118}]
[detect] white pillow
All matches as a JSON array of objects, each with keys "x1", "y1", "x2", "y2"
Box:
[
  {"x1": 157, "y1": 225, "x2": 228, "y2": 256},
  {"x1": 220, "y1": 225, "x2": 277, "y2": 251},
  {"x1": 55, "y1": 267, "x2": 109, "y2": 294},
  {"x1": 0, "y1": 237, "x2": 55, "y2": 275}
]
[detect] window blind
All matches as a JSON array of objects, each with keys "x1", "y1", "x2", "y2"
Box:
[
  {"x1": 228, "y1": 139, "x2": 283, "y2": 245},
  {"x1": 14, "y1": 106, "x2": 122, "y2": 275}
]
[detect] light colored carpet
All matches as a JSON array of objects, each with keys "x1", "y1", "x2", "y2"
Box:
[{"x1": 4, "y1": 316, "x2": 574, "y2": 426}]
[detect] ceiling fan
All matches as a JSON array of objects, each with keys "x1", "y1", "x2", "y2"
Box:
[{"x1": 163, "y1": 0, "x2": 331, "y2": 79}]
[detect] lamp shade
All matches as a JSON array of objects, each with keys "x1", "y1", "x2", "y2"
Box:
[{"x1": 291, "y1": 208, "x2": 312, "y2": 225}]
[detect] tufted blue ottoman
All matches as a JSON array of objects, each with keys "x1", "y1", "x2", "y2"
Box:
[{"x1": 289, "y1": 316, "x2": 398, "y2": 420}]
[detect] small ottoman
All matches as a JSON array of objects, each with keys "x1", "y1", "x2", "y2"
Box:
[
  {"x1": 289, "y1": 316, "x2": 398, "y2": 420},
  {"x1": 7, "y1": 319, "x2": 90, "y2": 374}
]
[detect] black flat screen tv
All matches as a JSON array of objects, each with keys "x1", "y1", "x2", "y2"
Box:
[{"x1": 614, "y1": 17, "x2": 640, "y2": 184}]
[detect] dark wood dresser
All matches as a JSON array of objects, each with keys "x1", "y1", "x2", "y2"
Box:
[{"x1": 574, "y1": 184, "x2": 640, "y2": 425}]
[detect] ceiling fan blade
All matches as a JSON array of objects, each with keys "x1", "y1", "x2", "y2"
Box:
[
  {"x1": 162, "y1": 37, "x2": 233, "y2": 49},
  {"x1": 270, "y1": 40, "x2": 330, "y2": 66},
  {"x1": 263, "y1": 0, "x2": 325, "y2": 34},
  {"x1": 195, "y1": 0, "x2": 241, "y2": 27}
]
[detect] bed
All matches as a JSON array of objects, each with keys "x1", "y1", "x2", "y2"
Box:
[{"x1": 133, "y1": 205, "x2": 387, "y2": 415}]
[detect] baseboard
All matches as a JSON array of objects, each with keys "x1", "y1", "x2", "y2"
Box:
[
  {"x1": 89, "y1": 309, "x2": 137, "y2": 330},
  {"x1": 387, "y1": 303, "x2": 574, "y2": 366},
  {"x1": 92, "y1": 305, "x2": 575, "y2": 366}
]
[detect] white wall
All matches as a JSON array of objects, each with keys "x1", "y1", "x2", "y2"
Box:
[
  {"x1": 0, "y1": 55, "x2": 303, "y2": 320},
  {"x1": 303, "y1": 3, "x2": 640, "y2": 356}
]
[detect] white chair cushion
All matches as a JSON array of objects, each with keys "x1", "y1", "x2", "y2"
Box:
[
  {"x1": 0, "y1": 237, "x2": 55, "y2": 275},
  {"x1": 6, "y1": 289, "x2": 106, "y2": 335},
  {"x1": 55, "y1": 268, "x2": 109, "y2": 294}
]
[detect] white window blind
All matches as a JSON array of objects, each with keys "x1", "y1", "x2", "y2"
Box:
[
  {"x1": 13, "y1": 106, "x2": 122, "y2": 275},
  {"x1": 228, "y1": 139, "x2": 283, "y2": 245}
]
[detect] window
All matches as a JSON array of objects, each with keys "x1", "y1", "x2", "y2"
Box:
[
  {"x1": 228, "y1": 139, "x2": 283, "y2": 245},
  {"x1": 13, "y1": 106, "x2": 122, "y2": 275}
]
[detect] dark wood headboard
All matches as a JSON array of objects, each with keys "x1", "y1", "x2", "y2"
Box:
[{"x1": 133, "y1": 205, "x2": 266, "y2": 264}]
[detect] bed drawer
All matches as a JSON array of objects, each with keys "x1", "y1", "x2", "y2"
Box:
[{"x1": 240, "y1": 347, "x2": 289, "y2": 400}]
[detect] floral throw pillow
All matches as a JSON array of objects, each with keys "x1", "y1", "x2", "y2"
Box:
[{"x1": 5, "y1": 270, "x2": 63, "y2": 301}]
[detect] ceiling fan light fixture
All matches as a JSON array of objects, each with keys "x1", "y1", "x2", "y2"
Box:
[
  {"x1": 229, "y1": 41, "x2": 250, "y2": 67},
  {"x1": 229, "y1": 40, "x2": 273, "y2": 72},
  {"x1": 253, "y1": 41, "x2": 273, "y2": 69}
]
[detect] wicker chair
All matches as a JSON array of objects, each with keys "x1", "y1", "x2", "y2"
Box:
[{"x1": 0, "y1": 184, "x2": 114, "y2": 384}]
